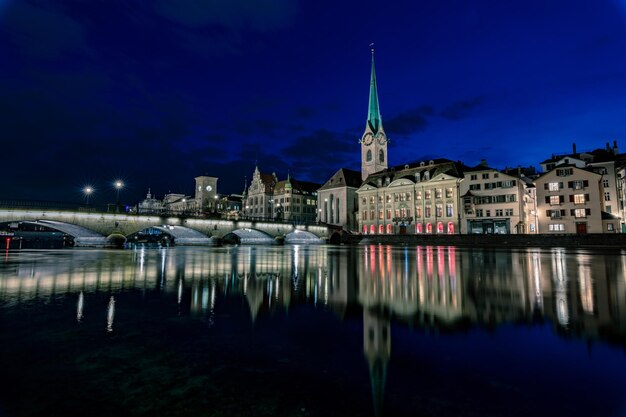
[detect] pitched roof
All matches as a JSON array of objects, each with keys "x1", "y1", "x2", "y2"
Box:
[
  {"x1": 319, "y1": 168, "x2": 363, "y2": 191},
  {"x1": 363, "y1": 159, "x2": 467, "y2": 186},
  {"x1": 274, "y1": 178, "x2": 321, "y2": 194}
]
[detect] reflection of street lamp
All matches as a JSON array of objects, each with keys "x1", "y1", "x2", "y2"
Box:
[
  {"x1": 83, "y1": 186, "x2": 93, "y2": 206},
  {"x1": 213, "y1": 194, "x2": 219, "y2": 214},
  {"x1": 114, "y1": 180, "x2": 124, "y2": 212}
]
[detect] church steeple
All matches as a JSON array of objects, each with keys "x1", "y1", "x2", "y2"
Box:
[
  {"x1": 361, "y1": 45, "x2": 389, "y2": 181},
  {"x1": 367, "y1": 48, "x2": 382, "y2": 135}
]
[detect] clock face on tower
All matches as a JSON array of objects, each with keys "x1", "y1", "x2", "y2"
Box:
[
  {"x1": 362, "y1": 132, "x2": 374, "y2": 146},
  {"x1": 376, "y1": 132, "x2": 387, "y2": 145},
  {"x1": 206, "y1": 185, "x2": 213, "y2": 192}
]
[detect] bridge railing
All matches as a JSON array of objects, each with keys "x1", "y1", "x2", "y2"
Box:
[{"x1": 0, "y1": 201, "x2": 326, "y2": 227}]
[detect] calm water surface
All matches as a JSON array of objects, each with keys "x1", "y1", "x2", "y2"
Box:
[{"x1": 1, "y1": 245, "x2": 626, "y2": 417}]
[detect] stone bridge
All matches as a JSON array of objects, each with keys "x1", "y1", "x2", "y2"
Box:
[{"x1": 0, "y1": 208, "x2": 334, "y2": 246}]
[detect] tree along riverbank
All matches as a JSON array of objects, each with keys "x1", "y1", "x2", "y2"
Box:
[{"x1": 351, "y1": 233, "x2": 626, "y2": 248}]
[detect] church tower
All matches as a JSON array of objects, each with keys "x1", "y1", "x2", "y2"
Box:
[{"x1": 361, "y1": 47, "x2": 388, "y2": 181}]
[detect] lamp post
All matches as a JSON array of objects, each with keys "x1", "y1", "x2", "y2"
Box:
[
  {"x1": 83, "y1": 186, "x2": 93, "y2": 207},
  {"x1": 114, "y1": 180, "x2": 124, "y2": 213}
]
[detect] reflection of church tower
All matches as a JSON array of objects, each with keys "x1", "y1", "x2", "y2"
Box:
[
  {"x1": 363, "y1": 308, "x2": 390, "y2": 417},
  {"x1": 360, "y1": 47, "x2": 388, "y2": 181}
]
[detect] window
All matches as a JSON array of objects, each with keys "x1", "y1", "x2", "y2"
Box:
[
  {"x1": 378, "y1": 210, "x2": 383, "y2": 220},
  {"x1": 361, "y1": 197, "x2": 367, "y2": 205},
  {"x1": 495, "y1": 209, "x2": 503, "y2": 216},
  {"x1": 425, "y1": 206, "x2": 431, "y2": 218},
  {"x1": 446, "y1": 188, "x2": 453, "y2": 198},
  {"x1": 435, "y1": 189, "x2": 442, "y2": 199},
  {"x1": 378, "y1": 195, "x2": 383, "y2": 203},
  {"x1": 550, "y1": 195, "x2": 561, "y2": 205},
  {"x1": 482, "y1": 173, "x2": 489, "y2": 179},
  {"x1": 370, "y1": 210, "x2": 374, "y2": 220},
  {"x1": 379, "y1": 225, "x2": 384, "y2": 234},
  {"x1": 574, "y1": 208, "x2": 586, "y2": 218},
  {"x1": 548, "y1": 182, "x2": 560, "y2": 191},
  {"x1": 549, "y1": 210, "x2": 562, "y2": 219},
  {"x1": 362, "y1": 211, "x2": 367, "y2": 220},
  {"x1": 549, "y1": 224, "x2": 565, "y2": 231},
  {"x1": 605, "y1": 192, "x2": 611, "y2": 201},
  {"x1": 470, "y1": 174, "x2": 477, "y2": 180},
  {"x1": 415, "y1": 191, "x2": 422, "y2": 200},
  {"x1": 386, "y1": 195, "x2": 392, "y2": 203},
  {"x1": 469, "y1": 184, "x2": 481, "y2": 191},
  {"x1": 476, "y1": 209, "x2": 483, "y2": 217},
  {"x1": 486, "y1": 210, "x2": 491, "y2": 217},
  {"x1": 436, "y1": 204, "x2": 443, "y2": 217},
  {"x1": 603, "y1": 179, "x2": 609, "y2": 188},
  {"x1": 415, "y1": 207, "x2": 422, "y2": 218},
  {"x1": 446, "y1": 203, "x2": 453, "y2": 217},
  {"x1": 386, "y1": 209, "x2": 392, "y2": 219},
  {"x1": 556, "y1": 168, "x2": 573, "y2": 177},
  {"x1": 370, "y1": 196, "x2": 375, "y2": 204},
  {"x1": 425, "y1": 190, "x2": 432, "y2": 199},
  {"x1": 366, "y1": 150, "x2": 372, "y2": 162},
  {"x1": 574, "y1": 194, "x2": 585, "y2": 204},
  {"x1": 608, "y1": 223, "x2": 615, "y2": 232},
  {"x1": 505, "y1": 209, "x2": 513, "y2": 216}
]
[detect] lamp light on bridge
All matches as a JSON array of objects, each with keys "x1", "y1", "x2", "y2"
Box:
[
  {"x1": 83, "y1": 186, "x2": 94, "y2": 206},
  {"x1": 114, "y1": 180, "x2": 124, "y2": 213}
]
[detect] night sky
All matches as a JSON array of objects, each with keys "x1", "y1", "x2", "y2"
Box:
[{"x1": 2, "y1": 0, "x2": 626, "y2": 205}]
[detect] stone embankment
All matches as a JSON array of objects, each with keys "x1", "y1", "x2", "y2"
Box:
[{"x1": 352, "y1": 234, "x2": 626, "y2": 248}]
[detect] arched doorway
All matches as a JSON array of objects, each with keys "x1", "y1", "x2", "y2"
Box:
[
  {"x1": 370, "y1": 225, "x2": 375, "y2": 234},
  {"x1": 386, "y1": 224, "x2": 393, "y2": 234},
  {"x1": 416, "y1": 223, "x2": 423, "y2": 234},
  {"x1": 437, "y1": 222, "x2": 444, "y2": 234},
  {"x1": 426, "y1": 223, "x2": 432, "y2": 234},
  {"x1": 447, "y1": 222, "x2": 455, "y2": 234},
  {"x1": 378, "y1": 224, "x2": 384, "y2": 234}
]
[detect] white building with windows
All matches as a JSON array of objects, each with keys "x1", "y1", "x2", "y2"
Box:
[
  {"x1": 534, "y1": 165, "x2": 608, "y2": 234},
  {"x1": 459, "y1": 163, "x2": 537, "y2": 234}
]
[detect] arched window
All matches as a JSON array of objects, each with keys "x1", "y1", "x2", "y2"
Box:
[
  {"x1": 386, "y1": 224, "x2": 392, "y2": 234},
  {"x1": 426, "y1": 223, "x2": 433, "y2": 234},
  {"x1": 370, "y1": 225, "x2": 375, "y2": 234},
  {"x1": 363, "y1": 225, "x2": 368, "y2": 234},
  {"x1": 379, "y1": 150, "x2": 385, "y2": 163},
  {"x1": 437, "y1": 222, "x2": 444, "y2": 234},
  {"x1": 366, "y1": 150, "x2": 372, "y2": 162},
  {"x1": 416, "y1": 223, "x2": 423, "y2": 234},
  {"x1": 378, "y1": 224, "x2": 384, "y2": 234},
  {"x1": 447, "y1": 222, "x2": 455, "y2": 234}
]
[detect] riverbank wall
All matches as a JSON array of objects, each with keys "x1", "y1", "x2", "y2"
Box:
[{"x1": 353, "y1": 233, "x2": 626, "y2": 248}]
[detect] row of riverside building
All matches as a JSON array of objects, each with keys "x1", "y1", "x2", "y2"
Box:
[{"x1": 315, "y1": 49, "x2": 626, "y2": 235}]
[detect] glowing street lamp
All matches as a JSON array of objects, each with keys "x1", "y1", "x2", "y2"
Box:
[
  {"x1": 114, "y1": 180, "x2": 124, "y2": 212},
  {"x1": 83, "y1": 186, "x2": 94, "y2": 206}
]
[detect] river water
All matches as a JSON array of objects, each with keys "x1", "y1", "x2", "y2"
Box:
[{"x1": 1, "y1": 245, "x2": 626, "y2": 417}]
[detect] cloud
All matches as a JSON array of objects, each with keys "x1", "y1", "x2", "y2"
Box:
[
  {"x1": 440, "y1": 97, "x2": 484, "y2": 120},
  {"x1": 385, "y1": 106, "x2": 432, "y2": 135}
]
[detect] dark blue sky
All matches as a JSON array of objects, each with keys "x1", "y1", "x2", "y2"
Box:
[{"x1": 2, "y1": 0, "x2": 626, "y2": 205}]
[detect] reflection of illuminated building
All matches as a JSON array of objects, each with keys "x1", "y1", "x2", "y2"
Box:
[
  {"x1": 363, "y1": 308, "x2": 390, "y2": 417},
  {"x1": 2, "y1": 245, "x2": 626, "y2": 349}
]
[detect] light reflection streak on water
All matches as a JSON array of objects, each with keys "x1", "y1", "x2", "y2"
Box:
[
  {"x1": 106, "y1": 296, "x2": 115, "y2": 332},
  {"x1": 76, "y1": 291, "x2": 84, "y2": 322}
]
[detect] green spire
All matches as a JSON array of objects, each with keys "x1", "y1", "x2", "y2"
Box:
[{"x1": 367, "y1": 48, "x2": 382, "y2": 134}]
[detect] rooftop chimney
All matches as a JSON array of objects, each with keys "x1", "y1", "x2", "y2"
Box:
[
  {"x1": 613, "y1": 140, "x2": 619, "y2": 155},
  {"x1": 606, "y1": 142, "x2": 611, "y2": 152},
  {"x1": 572, "y1": 143, "x2": 577, "y2": 154}
]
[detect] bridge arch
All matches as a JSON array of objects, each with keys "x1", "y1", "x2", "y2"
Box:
[
  {"x1": 222, "y1": 228, "x2": 277, "y2": 245},
  {"x1": 16, "y1": 220, "x2": 107, "y2": 246},
  {"x1": 285, "y1": 229, "x2": 324, "y2": 244},
  {"x1": 128, "y1": 225, "x2": 215, "y2": 246}
]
